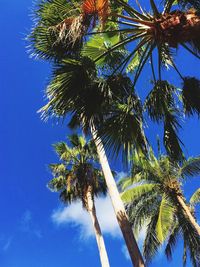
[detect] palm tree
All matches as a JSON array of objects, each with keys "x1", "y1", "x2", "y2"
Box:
[
  {"x1": 28, "y1": 1, "x2": 200, "y2": 265},
  {"x1": 40, "y1": 57, "x2": 146, "y2": 266},
  {"x1": 29, "y1": 0, "x2": 200, "y2": 161},
  {"x1": 29, "y1": 0, "x2": 146, "y2": 261},
  {"x1": 120, "y1": 149, "x2": 200, "y2": 266},
  {"x1": 48, "y1": 134, "x2": 110, "y2": 267}
]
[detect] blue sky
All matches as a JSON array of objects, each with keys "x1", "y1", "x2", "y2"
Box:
[{"x1": 0, "y1": 0, "x2": 199, "y2": 266}]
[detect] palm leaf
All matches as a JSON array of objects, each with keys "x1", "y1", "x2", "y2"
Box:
[
  {"x1": 121, "y1": 183, "x2": 158, "y2": 203},
  {"x1": 163, "y1": 108, "x2": 184, "y2": 161},
  {"x1": 180, "y1": 157, "x2": 200, "y2": 177},
  {"x1": 190, "y1": 188, "x2": 200, "y2": 205},
  {"x1": 143, "y1": 210, "x2": 161, "y2": 262},
  {"x1": 182, "y1": 77, "x2": 200, "y2": 117},
  {"x1": 165, "y1": 223, "x2": 180, "y2": 260},
  {"x1": 144, "y1": 80, "x2": 176, "y2": 122},
  {"x1": 155, "y1": 195, "x2": 175, "y2": 243}
]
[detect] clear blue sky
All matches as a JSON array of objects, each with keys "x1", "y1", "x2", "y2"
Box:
[{"x1": 0, "y1": 1, "x2": 199, "y2": 267}]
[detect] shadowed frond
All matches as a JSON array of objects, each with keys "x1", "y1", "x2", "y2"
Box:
[
  {"x1": 163, "y1": 108, "x2": 184, "y2": 161},
  {"x1": 143, "y1": 210, "x2": 161, "y2": 262},
  {"x1": 180, "y1": 157, "x2": 200, "y2": 177},
  {"x1": 165, "y1": 224, "x2": 180, "y2": 260},
  {"x1": 182, "y1": 77, "x2": 200, "y2": 116},
  {"x1": 144, "y1": 81, "x2": 176, "y2": 122}
]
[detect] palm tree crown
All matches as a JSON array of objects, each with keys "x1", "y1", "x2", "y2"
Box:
[
  {"x1": 120, "y1": 149, "x2": 200, "y2": 266},
  {"x1": 48, "y1": 134, "x2": 107, "y2": 207}
]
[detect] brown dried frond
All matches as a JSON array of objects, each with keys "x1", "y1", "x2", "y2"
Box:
[
  {"x1": 149, "y1": 9, "x2": 200, "y2": 47},
  {"x1": 55, "y1": 15, "x2": 86, "y2": 46}
]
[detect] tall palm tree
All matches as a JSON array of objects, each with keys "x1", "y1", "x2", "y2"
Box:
[
  {"x1": 28, "y1": 1, "x2": 200, "y2": 265},
  {"x1": 119, "y1": 149, "x2": 200, "y2": 266},
  {"x1": 29, "y1": 0, "x2": 200, "y2": 161},
  {"x1": 29, "y1": 0, "x2": 146, "y2": 261},
  {"x1": 48, "y1": 134, "x2": 110, "y2": 267},
  {"x1": 40, "y1": 57, "x2": 146, "y2": 266}
]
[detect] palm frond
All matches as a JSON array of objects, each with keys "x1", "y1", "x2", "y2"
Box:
[
  {"x1": 165, "y1": 223, "x2": 180, "y2": 260},
  {"x1": 182, "y1": 77, "x2": 200, "y2": 117},
  {"x1": 143, "y1": 210, "x2": 162, "y2": 262},
  {"x1": 82, "y1": 32, "x2": 127, "y2": 69},
  {"x1": 99, "y1": 95, "x2": 147, "y2": 162},
  {"x1": 29, "y1": 0, "x2": 82, "y2": 60},
  {"x1": 180, "y1": 157, "x2": 200, "y2": 177},
  {"x1": 178, "y1": 211, "x2": 200, "y2": 267},
  {"x1": 144, "y1": 80, "x2": 176, "y2": 122},
  {"x1": 121, "y1": 183, "x2": 158, "y2": 203},
  {"x1": 155, "y1": 195, "x2": 175, "y2": 243},
  {"x1": 163, "y1": 108, "x2": 184, "y2": 161},
  {"x1": 190, "y1": 188, "x2": 200, "y2": 205}
]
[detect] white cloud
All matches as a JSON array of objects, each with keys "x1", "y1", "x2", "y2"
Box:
[{"x1": 51, "y1": 196, "x2": 121, "y2": 239}]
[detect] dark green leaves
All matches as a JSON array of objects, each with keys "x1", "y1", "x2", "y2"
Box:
[
  {"x1": 145, "y1": 81, "x2": 175, "y2": 122},
  {"x1": 48, "y1": 134, "x2": 107, "y2": 206},
  {"x1": 145, "y1": 81, "x2": 184, "y2": 161},
  {"x1": 182, "y1": 77, "x2": 200, "y2": 116},
  {"x1": 180, "y1": 157, "x2": 200, "y2": 177}
]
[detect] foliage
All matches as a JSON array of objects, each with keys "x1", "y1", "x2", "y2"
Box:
[
  {"x1": 48, "y1": 134, "x2": 107, "y2": 207},
  {"x1": 120, "y1": 149, "x2": 200, "y2": 265}
]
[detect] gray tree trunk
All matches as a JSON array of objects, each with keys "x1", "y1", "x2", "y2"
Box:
[
  {"x1": 91, "y1": 126, "x2": 145, "y2": 267},
  {"x1": 86, "y1": 186, "x2": 110, "y2": 267}
]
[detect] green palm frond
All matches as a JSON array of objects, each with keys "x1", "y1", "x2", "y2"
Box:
[
  {"x1": 182, "y1": 77, "x2": 200, "y2": 116},
  {"x1": 178, "y1": 211, "x2": 200, "y2": 267},
  {"x1": 99, "y1": 98, "x2": 147, "y2": 161},
  {"x1": 82, "y1": 33, "x2": 127, "y2": 69},
  {"x1": 69, "y1": 134, "x2": 86, "y2": 149},
  {"x1": 48, "y1": 133, "x2": 107, "y2": 206},
  {"x1": 180, "y1": 157, "x2": 200, "y2": 177},
  {"x1": 144, "y1": 80, "x2": 176, "y2": 122},
  {"x1": 126, "y1": 193, "x2": 159, "y2": 237},
  {"x1": 48, "y1": 173, "x2": 68, "y2": 192},
  {"x1": 165, "y1": 224, "x2": 180, "y2": 260},
  {"x1": 190, "y1": 188, "x2": 200, "y2": 205},
  {"x1": 121, "y1": 183, "x2": 158, "y2": 203},
  {"x1": 120, "y1": 147, "x2": 200, "y2": 264},
  {"x1": 155, "y1": 195, "x2": 175, "y2": 243},
  {"x1": 39, "y1": 57, "x2": 96, "y2": 119},
  {"x1": 163, "y1": 108, "x2": 184, "y2": 161},
  {"x1": 143, "y1": 210, "x2": 162, "y2": 262},
  {"x1": 29, "y1": 0, "x2": 82, "y2": 60}
]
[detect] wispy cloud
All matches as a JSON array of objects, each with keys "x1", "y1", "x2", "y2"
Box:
[
  {"x1": 52, "y1": 196, "x2": 121, "y2": 239},
  {"x1": 20, "y1": 210, "x2": 42, "y2": 239},
  {"x1": 0, "y1": 236, "x2": 12, "y2": 252},
  {"x1": 2, "y1": 237, "x2": 12, "y2": 252}
]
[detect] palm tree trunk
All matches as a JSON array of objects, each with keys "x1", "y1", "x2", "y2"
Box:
[
  {"x1": 91, "y1": 125, "x2": 145, "y2": 267},
  {"x1": 177, "y1": 195, "x2": 200, "y2": 236},
  {"x1": 86, "y1": 186, "x2": 110, "y2": 267}
]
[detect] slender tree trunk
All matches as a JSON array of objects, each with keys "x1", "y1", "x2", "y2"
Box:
[
  {"x1": 91, "y1": 125, "x2": 145, "y2": 267},
  {"x1": 86, "y1": 186, "x2": 110, "y2": 267},
  {"x1": 177, "y1": 195, "x2": 200, "y2": 236}
]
